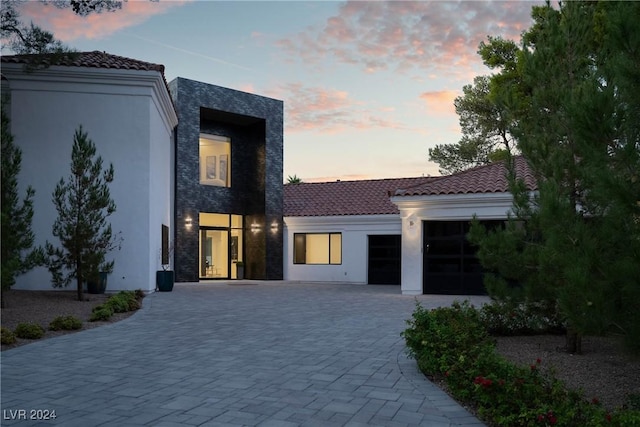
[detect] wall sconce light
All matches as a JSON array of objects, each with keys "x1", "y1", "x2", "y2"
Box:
[
  {"x1": 408, "y1": 214, "x2": 417, "y2": 230},
  {"x1": 270, "y1": 221, "x2": 279, "y2": 233},
  {"x1": 185, "y1": 217, "x2": 193, "y2": 228},
  {"x1": 407, "y1": 214, "x2": 419, "y2": 238},
  {"x1": 250, "y1": 223, "x2": 261, "y2": 233}
]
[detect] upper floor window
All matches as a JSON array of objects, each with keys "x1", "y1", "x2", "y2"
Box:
[
  {"x1": 200, "y1": 134, "x2": 231, "y2": 187},
  {"x1": 294, "y1": 233, "x2": 342, "y2": 265}
]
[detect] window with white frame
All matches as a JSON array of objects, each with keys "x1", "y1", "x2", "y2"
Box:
[
  {"x1": 293, "y1": 233, "x2": 342, "y2": 265},
  {"x1": 199, "y1": 134, "x2": 231, "y2": 187}
]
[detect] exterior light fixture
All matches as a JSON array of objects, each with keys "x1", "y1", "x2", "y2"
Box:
[
  {"x1": 250, "y1": 223, "x2": 260, "y2": 233},
  {"x1": 270, "y1": 221, "x2": 279, "y2": 233},
  {"x1": 185, "y1": 217, "x2": 193, "y2": 228},
  {"x1": 407, "y1": 214, "x2": 419, "y2": 238}
]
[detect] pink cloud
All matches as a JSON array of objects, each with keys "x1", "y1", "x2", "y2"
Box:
[
  {"x1": 267, "y1": 83, "x2": 409, "y2": 134},
  {"x1": 18, "y1": 1, "x2": 190, "y2": 41},
  {"x1": 277, "y1": 0, "x2": 535, "y2": 78},
  {"x1": 419, "y1": 90, "x2": 460, "y2": 115}
]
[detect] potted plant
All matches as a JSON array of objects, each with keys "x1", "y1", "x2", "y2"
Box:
[
  {"x1": 156, "y1": 227, "x2": 174, "y2": 292},
  {"x1": 236, "y1": 261, "x2": 245, "y2": 280},
  {"x1": 86, "y1": 270, "x2": 109, "y2": 294}
]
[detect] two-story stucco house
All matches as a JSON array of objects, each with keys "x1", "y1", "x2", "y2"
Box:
[{"x1": 2, "y1": 51, "x2": 284, "y2": 292}]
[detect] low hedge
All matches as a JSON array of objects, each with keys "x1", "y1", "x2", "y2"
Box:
[
  {"x1": 49, "y1": 315, "x2": 82, "y2": 331},
  {"x1": 1, "y1": 327, "x2": 17, "y2": 345},
  {"x1": 89, "y1": 290, "x2": 143, "y2": 322},
  {"x1": 14, "y1": 322, "x2": 45, "y2": 339},
  {"x1": 402, "y1": 300, "x2": 640, "y2": 427}
]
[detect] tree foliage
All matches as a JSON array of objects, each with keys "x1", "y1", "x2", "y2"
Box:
[
  {"x1": 0, "y1": 102, "x2": 43, "y2": 306},
  {"x1": 429, "y1": 36, "x2": 522, "y2": 175},
  {"x1": 429, "y1": 73, "x2": 516, "y2": 175},
  {"x1": 468, "y1": 1, "x2": 640, "y2": 353},
  {"x1": 45, "y1": 126, "x2": 121, "y2": 301},
  {"x1": 1, "y1": 0, "x2": 125, "y2": 55},
  {"x1": 286, "y1": 174, "x2": 303, "y2": 184}
]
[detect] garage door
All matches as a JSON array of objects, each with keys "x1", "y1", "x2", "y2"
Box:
[
  {"x1": 423, "y1": 220, "x2": 501, "y2": 295},
  {"x1": 368, "y1": 235, "x2": 401, "y2": 285}
]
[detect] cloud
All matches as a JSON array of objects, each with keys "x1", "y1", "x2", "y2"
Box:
[
  {"x1": 269, "y1": 83, "x2": 409, "y2": 134},
  {"x1": 276, "y1": 0, "x2": 536, "y2": 78},
  {"x1": 18, "y1": 0, "x2": 190, "y2": 41},
  {"x1": 419, "y1": 90, "x2": 459, "y2": 115}
]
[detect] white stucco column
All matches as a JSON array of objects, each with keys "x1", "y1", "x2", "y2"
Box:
[{"x1": 400, "y1": 212, "x2": 423, "y2": 295}]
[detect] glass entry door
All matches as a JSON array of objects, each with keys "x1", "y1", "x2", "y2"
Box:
[{"x1": 200, "y1": 229, "x2": 229, "y2": 278}]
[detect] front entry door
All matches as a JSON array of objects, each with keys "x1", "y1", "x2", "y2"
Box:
[{"x1": 200, "y1": 228, "x2": 229, "y2": 279}]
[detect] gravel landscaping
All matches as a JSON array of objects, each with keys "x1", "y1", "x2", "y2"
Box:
[{"x1": 1, "y1": 290, "x2": 136, "y2": 350}]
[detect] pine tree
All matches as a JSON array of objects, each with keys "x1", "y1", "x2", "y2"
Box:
[
  {"x1": 429, "y1": 75, "x2": 515, "y2": 175},
  {"x1": 0, "y1": 103, "x2": 42, "y2": 307},
  {"x1": 469, "y1": 1, "x2": 640, "y2": 353},
  {"x1": 45, "y1": 126, "x2": 121, "y2": 301}
]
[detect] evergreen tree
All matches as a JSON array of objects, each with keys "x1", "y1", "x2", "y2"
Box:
[
  {"x1": 45, "y1": 126, "x2": 121, "y2": 301},
  {"x1": 429, "y1": 75, "x2": 515, "y2": 175},
  {"x1": 0, "y1": 103, "x2": 42, "y2": 307},
  {"x1": 469, "y1": 1, "x2": 640, "y2": 353}
]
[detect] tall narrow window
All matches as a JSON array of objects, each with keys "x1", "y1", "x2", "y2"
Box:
[
  {"x1": 161, "y1": 224, "x2": 170, "y2": 266},
  {"x1": 293, "y1": 233, "x2": 342, "y2": 265},
  {"x1": 199, "y1": 134, "x2": 231, "y2": 187}
]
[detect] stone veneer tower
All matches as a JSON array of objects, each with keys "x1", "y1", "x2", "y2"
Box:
[{"x1": 169, "y1": 77, "x2": 283, "y2": 282}]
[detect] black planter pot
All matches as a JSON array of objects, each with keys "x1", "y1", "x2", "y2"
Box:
[
  {"x1": 156, "y1": 270, "x2": 174, "y2": 292},
  {"x1": 87, "y1": 272, "x2": 108, "y2": 294}
]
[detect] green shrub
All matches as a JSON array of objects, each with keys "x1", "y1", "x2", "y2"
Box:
[
  {"x1": 402, "y1": 300, "x2": 640, "y2": 426},
  {"x1": 403, "y1": 300, "x2": 491, "y2": 371},
  {"x1": 89, "y1": 291, "x2": 142, "y2": 321},
  {"x1": 105, "y1": 294, "x2": 130, "y2": 313},
  {"x1": 106, "y1": 291, "x2": 140, "y2": 312},
  {"x1": 1, "y1": 327, "x2": 16, "y2": 344},
  {"x1": 119, "y1": 290, "x2": 141, "y2": 310},
  {"x1": 89, "y1": 305, "x2": 114, "y2": 321},
  {"x1": 479, "y1": 298, "x2": 564, "y2": 336},
  {"x1": 14, "y1": 322, "x2": 45, "y2": 339},
  {"x1": 627, "y1": 393, "x2": 640, "y2": 411},
  {"x1": 49, "y1": 315, "x2": 82, "y2": 331},
  {"x1": 134, "y1": 289, "x2": 145, "y2": 300}
]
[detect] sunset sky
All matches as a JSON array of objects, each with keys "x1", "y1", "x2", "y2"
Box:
[{"x1": 13, "y1": 0, "x2": 540, "y2": 182}]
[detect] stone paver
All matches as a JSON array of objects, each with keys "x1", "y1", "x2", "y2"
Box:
[{"x1": 1, "y1": 282, "x2": 488, "y2": 426}]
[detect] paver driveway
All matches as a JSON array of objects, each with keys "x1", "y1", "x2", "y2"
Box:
[{"x1": 1, "y1": 282, "x2": 489, "y2": 427}]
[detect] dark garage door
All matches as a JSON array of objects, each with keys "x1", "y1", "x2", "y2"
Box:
[
  {"x1": 368, "y1": 235, "x2": 401, "y2": 285},
  {"x1": 423, "y1": 220, "x2": 501, "y2": 295}
]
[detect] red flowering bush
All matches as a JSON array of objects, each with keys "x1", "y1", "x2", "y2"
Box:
[{"x1": 403, "y1": 300, "x2": 640, "y2": 426}]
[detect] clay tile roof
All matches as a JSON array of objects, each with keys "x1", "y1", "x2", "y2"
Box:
[
  {"x1": 284, "y1": 176, "x2": 437, "y2": 217},
  {"x1": 1, "y1": 50, "x2": 165, "y2": 73},
  {"x1": 394, "y1": 156, "x2": 537, "y2": 196}
]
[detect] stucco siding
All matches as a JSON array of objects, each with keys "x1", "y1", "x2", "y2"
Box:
[
  {"x1": 284, "y1": 215, "x2": 400, "y2": 284},
  {"x1": 5, "y1": 65, "x2": 176, "y2": 292}
]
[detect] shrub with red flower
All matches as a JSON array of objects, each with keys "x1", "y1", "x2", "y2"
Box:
[
  {"x1": 473, "y1": 375, "x2": 493, "y2": 389},
  {"x1": 537, "y1": 410, "x2": 558, "y2": 425}
]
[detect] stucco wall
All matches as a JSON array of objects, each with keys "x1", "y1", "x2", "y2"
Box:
[
  {"x1": 4, "y1": 65, "x2": 176, "y2": 292},
  {"x1": 284, "y1": 215, "x2": 400, "y2": 283}
]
